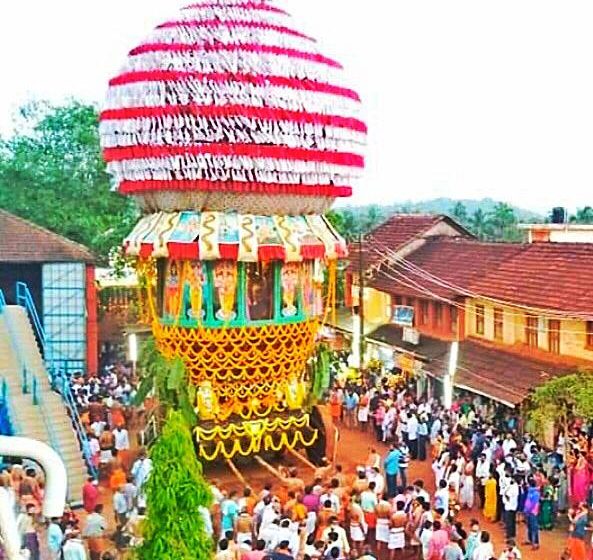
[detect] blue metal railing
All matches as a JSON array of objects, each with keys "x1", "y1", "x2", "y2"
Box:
[
  {"x1": 0, "y1": 378, "x2": 17, "y2": 435},
  {"x1": 54, "y1": 370, "x2": 98, "y2": 479},
  {"x1": 22, "y1": 366, "x2": 30, "y2": 394},
  {"x1": 0, "y1": 287, "x2": 63, "y2": 463},
  {"x1": 15, "y1": 283, "x2": 97, "y2": 479},
  {"x1": 16, "y1": 282, "x2": 46, "y2": 350}
]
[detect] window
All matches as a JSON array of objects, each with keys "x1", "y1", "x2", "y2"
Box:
[
  {"x1": 526, "y1": 315, "x2": 539, "y2": 348},
  {"x1": 420, "y1": 301, "x2": 429, "y2": 325},
  {"x1": 475, "y1": 304, "x2": 485, "y2": 335},
  {"x1": 494, "y1": 308, "x2": 504, "y2": 341},
  {"x1": 450, "y1": 306, "x2": 458, "y2": 335},
  {"x1": 548, "y1": 320, "x2": 561, "y2": 354},
  {"x1": 435, "y1": 303, "x2": 443, "y2": 328},
  {"x1": 587, "y1": 321, "x2": 593, "y2": 349}
]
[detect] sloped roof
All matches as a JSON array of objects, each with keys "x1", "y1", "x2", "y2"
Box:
[
  {"x1": 349, "y1": 214, "x2": 471, "y2": 270},
  {"x1": 369, "y1": 235, "x2": 593, "y2": 318},
  {"x1": 0, "y1": 209, "x2": 94, "y2": 263},
  {"x1": 425, "y1": 338, "x2": 576, "y2": 406},
  {"x1": 471, "y1": 243, "x2": 593, "y2": 316},
  {"x1": 366, "y1": 324, "x2": 449, "y2": 361},
  {"x1": 371, "y1": 237, "x2": 523, "y2": 300},
  {"x1": 364, "y1": 325, "x2": 575, "y2": 405}
]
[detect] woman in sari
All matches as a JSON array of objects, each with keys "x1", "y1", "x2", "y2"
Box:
[
  {"x1": 483, "y1": 473, "x2": 497, "y2": 522},
  {"x1": 567, "y1": 503, "x2": 588, "y2": 560},
  {"x1": 538, "y1": 483, "x2": 554, "y2": 530},
  {"x1": 570, "y1": 451, "x2": 590, "y2": 506}
]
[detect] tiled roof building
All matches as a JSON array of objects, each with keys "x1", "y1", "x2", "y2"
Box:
[
  {"x1": 0, "y1": 209, "x2": 94, "y2": 263},
  {"x1": 0, "y1": 208, "x2": 97, "y2": 373},
  {"x1": 343, "y1": 213, "x2": 593, "y2": 407}
]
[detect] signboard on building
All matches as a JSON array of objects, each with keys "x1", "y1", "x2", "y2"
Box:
[
  {"x1": 392, "y1": 305, "x2": 414, "y2": 327},
  {"x1": 402, "y1": 327, "x2": 420, "y2": 345}
]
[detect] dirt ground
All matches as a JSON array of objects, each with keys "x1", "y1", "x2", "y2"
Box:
[{"x1": 207, "y1": 423, "x2": 578, "y2": 560}]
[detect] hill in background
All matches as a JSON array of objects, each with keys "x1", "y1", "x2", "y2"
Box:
[
  {"x1": 329, "y1": 197, "x2": 550, "y2": 242},
  {"x1": 337, "y1": 197, "x2": 543, "y2": 222}
]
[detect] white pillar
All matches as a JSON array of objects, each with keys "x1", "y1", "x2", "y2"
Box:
[
  {"x1": 348, "y1": 314, "x2": 361, "y2": 368},
  {"x1": 443, "y1": 341, "x2": 459, "y2": 410}
]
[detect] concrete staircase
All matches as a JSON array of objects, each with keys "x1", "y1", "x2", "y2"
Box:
[{"x1": 0, "y1": 306, "x2": 88, "y2": 504}]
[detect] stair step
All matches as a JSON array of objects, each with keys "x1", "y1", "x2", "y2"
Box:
[{"x1": 1, "y1": 311, "x2": 88, "y2": 506}]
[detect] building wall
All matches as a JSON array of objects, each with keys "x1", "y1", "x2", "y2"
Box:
[
  {"x1": 351, "y1": 286, "x2": 392, "y2": 325},
  {"x1": 358, "y1": 284, "x2": 593, "y2": 364},
  {"x1": 549, "y1": 230, "x2": 593, "y2": 243},
  {"x1": 526, "y1": 227, "x2": 593, "y2": 244},
  {"x1": 354, "y1": 285, "x2": 461, "y2": 341},
  {"x1": 465, "y1": 297, "x2": 593, "y2": 362}
]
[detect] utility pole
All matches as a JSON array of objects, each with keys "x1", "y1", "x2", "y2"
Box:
[{"x1": 358, "y1": 232, "x2": 365, "y2": 372}]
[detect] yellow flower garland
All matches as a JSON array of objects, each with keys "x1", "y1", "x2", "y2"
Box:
[{"x1": 195, "y1": 414, "x2": 318, "y2": 461}]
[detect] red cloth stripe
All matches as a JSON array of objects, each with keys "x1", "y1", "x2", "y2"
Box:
[
  {"x1": 108, "y1": 70, "x2": 360, "y2": 101},
  {"x1": 104, "y1": 143, "x2": 364, "y2": 167},
  {"x1": 139, "y1": 244, "x2": 154, "y2": 259},
  {"x1": 100, "y1": 104, "x2": 367, "y2": 133},
  {"x1": 300, "y1": 245, "x2": 325, "y2": 260},
  {"x1": 119, "y1": 179, "x2": 352, "y2": 198},
  {"x1": 128, "y1": 42, "x2": 342, "y2": 68},
  {"x1": 219, "y1": 244, "x2": 239, "y2": 260},
  {"x1": 146, "y1": 242, "x2": 341, "y2": 262},
  {"x1": 157, "y1": 19, "x2": 313, "y2": 41},
  {"x1": 183, "y1": 2, "x2": 288, "y2": 15},
  {"x1": 258, "y1": 245, "x2": 286, "y2": 262},
  {"x1": 168, "y1": 242, "x2": 199, "y2": 260}
]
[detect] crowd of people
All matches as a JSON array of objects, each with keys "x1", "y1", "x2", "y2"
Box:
[
  {"x1": 3, "y1": 358, "x2": 593, "y2": 560},
  {"x1": 207, "y1": 379, "x2": 593, "y2": 560},
  {"x1": 0, "y1": 360, "x2": 150, "y2": 560}
]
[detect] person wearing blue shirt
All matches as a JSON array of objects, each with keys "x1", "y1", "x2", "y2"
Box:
[
  {"x1": 47, "y1": 518, "x2": 64, "y2": 560},
  {"x1": 344, "y1": 390, "x2": 360, "y2": 428},
  {"x1": 383, "y1": 444, "x2": 402, "y2": 498}
]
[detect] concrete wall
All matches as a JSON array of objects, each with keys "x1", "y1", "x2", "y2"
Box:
[
  {"x1": 351, "y1": 286, "x2": 392, "y2": 324},
  {"x1": 465, "y1": 298, "x2": 593, "y2": 362}
]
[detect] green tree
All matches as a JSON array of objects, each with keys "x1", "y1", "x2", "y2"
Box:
[
  {"x1": 489, "y1": 202, "x2": 518, "y2": 241},
  {"x1": 527, "y1": 372, "x2": 593, "y2": 459},
  {"x1": 362, "y1": 204, "x2": 384, "y2": 233},
  {"x1": 450, "y1": 202, "x2": 469, "y2": 226},
  {"x1": 135, "y1": 410, "x2": 213, "y2": 560},
  {"x1": 135, "y1": 337, "x2": 197, "y2": 426},
  {"x1": 0, "y1": 100, "x2": 137, "y2": 262},
  {"x1": 311, "y1": 343, "x2": 331, "y2": 401},
  {"x1": 469, "y1": 208, "x2": 492, "y2": 240},
  {"x1": 571, "y1": 206, "x2": 593, "y2": 224}
]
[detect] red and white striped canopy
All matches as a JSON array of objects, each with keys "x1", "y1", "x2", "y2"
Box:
[{"x1": 100, "y1": 0, "x2": 366, "y2": 215}]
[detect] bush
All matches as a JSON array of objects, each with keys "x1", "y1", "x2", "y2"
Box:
[{"x1": 134, "y1": 410, "x2": 213, "y2": 560}]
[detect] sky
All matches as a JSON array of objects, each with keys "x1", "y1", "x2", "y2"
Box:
[{"x1": 1, "y1": 1, "x2": 593, "y2": 213}]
